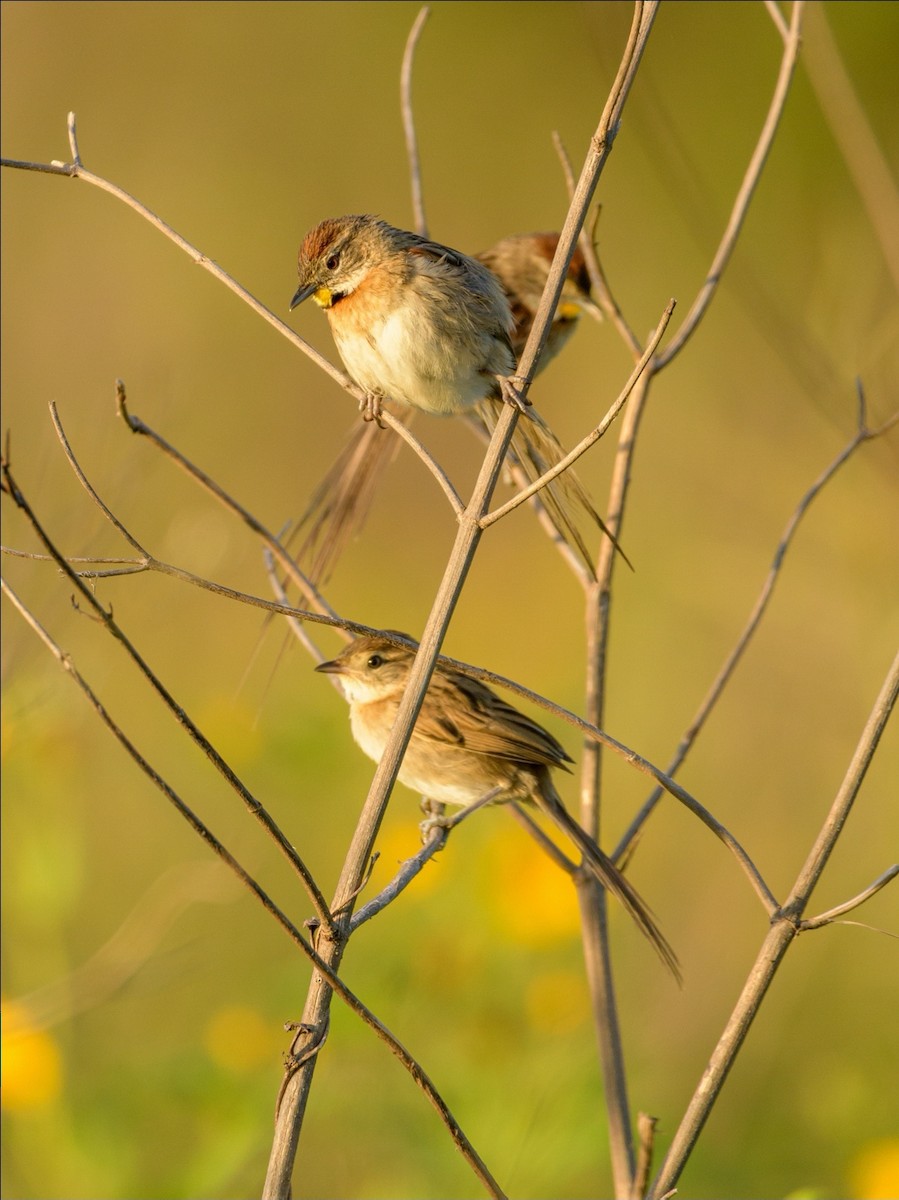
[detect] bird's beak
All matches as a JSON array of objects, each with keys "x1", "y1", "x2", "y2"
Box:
[
  {"x1": 289, "y1": 281, "x2": 317, "y2": 311},
  {"x1": 315, "y1": 658, "x2": 345, "y2": 675}
]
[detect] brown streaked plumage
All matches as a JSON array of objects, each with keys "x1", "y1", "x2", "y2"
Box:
[
  {"x1": 478, "y1": 231, "x2": 603, "y2": 367},
  {"x1": 317, "y1": 633, "x2": 679, "y2": 979}
]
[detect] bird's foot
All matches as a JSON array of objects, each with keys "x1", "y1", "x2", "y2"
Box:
[
  {"x1": 496, "y1": 373, "x2": 531, "y2": 413},
  {"x1": 359, "y1": 392, "x2": 386, "y2": 427},
  {"x1": 419, "y1": 797, "x2": 449, "y2": 844}
]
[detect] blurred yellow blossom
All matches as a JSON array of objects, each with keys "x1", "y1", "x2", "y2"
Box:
[
  {"x1": 1, "y1": 1001, "x2": 62, "y2": 1110},
  {"x1": 203, "y1": 1004, "x2": 279, "y2": 1074},
  {"x1": 849, "y1": 1139, "x2": 899, "y2": 1200}
]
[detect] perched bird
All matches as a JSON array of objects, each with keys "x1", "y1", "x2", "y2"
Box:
[
  {"x1": 317, "y1": 633, "x2": 679, "y2": 978},
  {"x1": 478, "y1": 231, "x2": 603, "y2": 367},
  {"x1": 291, "y1": 214, "x2": 520, "y2": 422},
  {"x1": 289, "y1": 217, "x2": 618, "y2": 582}
]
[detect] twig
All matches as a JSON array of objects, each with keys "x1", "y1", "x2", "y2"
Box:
[
  {"x1": 526, "y1": 5, "x2": 665, "y2": 1194},
  {"x1": 654, "y1": 1, "x2": 805, "y2": 370},
  {"x1": 552, "y1": 130, "x2": 641, "y2": 356},
  {"x1": 508, "y1": 805, "x2": 579, "y2": 875},
  {"x1": 803, "y1": 2, "x2": 899, "y2": 292},
  {"x1": 264, "y1": 7, "x2": 663, "y2": 1193},
  {"x1": 799, "y1": 866, "x2": 899, "y2": 930},
  {"x1": 263, "y1": 548, "x2": 343, "y2": 664},
  {"x1": 349, "y1": 789, "x2": 500, "y2": 931},
  {"x1": 481, "y1": 299, "x2": 674, "y2": 528},
  {"x1": 401, "y1": 6, "x2": 430, "y2": 237},
  {"x1": 2, "y1": 453, "x2": 334, "y2": 929},
  {"x1": 398, "y1": 635, "x2": 774, "y2": 913},
  {"x1": 613, "y1": 388, "x2": 897, "y2": 862},
  {"x1": 115, "y1": 384, "x2": 339, "y2": 618},
  {"x1": 650, "y1": 648, "x2": 899, "y2": 1197},
  {"x1": 0, "y1": 575, "x2": 503, "y2": 1200},
  {"x1": 1, "y1": 125, "x2": 458, "y2": 510},
  {"x1": 578, "y1": 8, "x2": 805, "y2": 1192},
  {"x1": 631, "y1": 1112, "x2": 658, "y2": 1200},
  {"x1": 387, "y1": 410, "x2": 464, "y2": 513}
]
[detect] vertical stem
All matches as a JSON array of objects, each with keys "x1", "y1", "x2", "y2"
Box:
[
  {"x1": 577, "y1": 878, "x2": 635, "y2": 1187},
  {"x1": 650, "y1": 651, "x2": 898, "y2": 1196},
  {"x1": 267, "y1": 5, "x2": 662, "y2": 1191},
  {"x1": 262, "y1": 405, "x2": 520, "y2": 1199},
  {"x1": 579, "y1": 369, "x2": 653, "y2": 1197}
]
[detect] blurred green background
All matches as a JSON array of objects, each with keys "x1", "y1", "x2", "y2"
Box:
[{"x1": 2, "y1": 2, "x2": 897, "y2": 1197}]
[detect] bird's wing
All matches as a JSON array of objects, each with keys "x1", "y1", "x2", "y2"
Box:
[{"x1": 415, "y1": 671, "x2": 573, "y2": 772}]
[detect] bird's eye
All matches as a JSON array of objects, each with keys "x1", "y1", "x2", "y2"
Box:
[
  {"x1": 367, "y1": 654, "x2": 384, "y2": 669},
  {"x1": 326, "y1": 253, "x2": 340, "y2": 271}
]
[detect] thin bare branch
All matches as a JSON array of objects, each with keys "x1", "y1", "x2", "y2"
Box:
[
  {"x1": 508, "y1": 804, "x2": 579, "y2": 875},
  {"x1": 388, "y1": 410, "x2": 464, "y2": 513},
  {"x1": 614, "y1": 392, "x2": 895, "y2": 861},
  {"x1": 401, "y1": 6, "x2": 430, "y2": 237},
  {"x1": 463, "y1": 413, "x2": 593, "y2": 584},
  {"x1": 800, "y1": 865, "x2": 899, "y2": 930},
  {"x1": 1, "y1": 546, "x2": 145, "y2": 572},
  {"x1": 265, "y1": 9, "x2": 663, "y2": 1192},
  {"x1": 2, "y1": 129, "x2": 460, "y2": 508},
  {"x1": 803, "y1": 2, "x2": 899, "y2": 292},
  {"x1": 552, "y1": 130, "x2": 641, "y2": 356},
  {"x1": 0, "y1": 156, "x2": 74, "y2": 176},
  {"x1": 115, "y1": 384, "x2": 339, "y2": 621},
  {"x1": 50, "y1": 399, "x2": 148, "y2": 552},
  {"x1": 788, "y1": 651, "x2": 899, "y2": 906},
  {"x1": 1, "y1": 455, "x2": 334, "y2": 929},
  {"x1": 350, "y1": 789, "x2": 500, "y2": 931},
  {"x1": 650, "y1": 648, "x2": 899, "y2": 1198},
  {"x1": 263, "y1": 548, "x2": 346, "y2": 667},
  {"x1": 631, "y1": 1112, "x2": 658, "y2": 1200},
  {"x1": 654, "y1": 1, "x2": 805, "y2": 369},
  {"x1": 481, "y1": 299, "x2": 674, "y2": 528},
  {"x1": 0, "y1": 576, "x2": 503, "y2": 1200},
  {"x1": 388, "y1": 640, "x2": 769, "y2": 913}
]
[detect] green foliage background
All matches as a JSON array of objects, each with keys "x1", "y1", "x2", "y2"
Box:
[{"x1": 2, "y1": 2, "x2": 897, "y2": 1197}]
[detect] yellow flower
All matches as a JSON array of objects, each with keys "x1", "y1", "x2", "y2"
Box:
[
  {"x1": 849, "y1": 1139, "x2": 899, "y2": 1200},
  {"x1": 1, "y1": 1001, "x2": 62, "y2": 1110}
]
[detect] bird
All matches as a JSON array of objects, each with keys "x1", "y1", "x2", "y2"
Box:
[
  {"x1": 316, "y1": 633, "x2": 679, "y2": 978},
  {"x1": 478, "y1": 230, "x2": 603, "y2": 369},
  {"x1": 290, "y1": 214, "x2": 521, "y2": 423},
  {"x1": 289, "y1": 216, "x2": 621, "y2": 583}
]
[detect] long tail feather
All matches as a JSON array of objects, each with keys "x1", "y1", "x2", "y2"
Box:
[
  {"x1": 537, "y1": 779, "x2": 680, "y2": 981},
  {"x1": 477, "y1": 399, "x2": 632, "y2": 575},
  {"x1": 290, "y1": 413, "x2": 406, "y2": 585}
]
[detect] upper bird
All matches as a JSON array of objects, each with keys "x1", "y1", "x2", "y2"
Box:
[
  {"x1": 290, "y1": 215, "x2": 624, "y2": 575},
  {"x1": 290, "y1": 214, "x2": 522, "y2": 423}
]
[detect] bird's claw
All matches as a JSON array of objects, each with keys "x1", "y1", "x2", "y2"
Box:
[
  {"x1": 419, "y1": 814, "x2": 452, "y2": 844},
  {"x1": 359, "y1": 393, "x2": 386, "y2": 427},
  {"x1": 497, "y1": 374, "x2": 531, "y2": 412},
  {"x1": 419, "y1": 797, "x2": 448, "y2": 844}
]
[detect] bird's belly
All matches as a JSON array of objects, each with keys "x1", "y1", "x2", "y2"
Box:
[
  {"x1": 348, "y1": 704, "x2": 509, "y2": 808},
  {"x1": 335, "y1": 304, "x2": 494, "y2": 416},
  {"x1": 397, "y1": 741, "x2": 512, "y2": 808}
]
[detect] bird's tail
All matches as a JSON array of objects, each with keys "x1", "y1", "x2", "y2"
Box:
[
  {"x1": 536, "y1": 777, "x2": 680, "y2": 981},
  {"x1": 477, "y1": 399, "x2": 632, "y2": 575},
  {"x1": 290, "y1": 411, "x2": 407, "y2": 585}
]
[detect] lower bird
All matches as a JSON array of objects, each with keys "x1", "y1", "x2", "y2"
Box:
[{"x1": 317, "y1": 633, "x2": 679, "y2": 979}]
